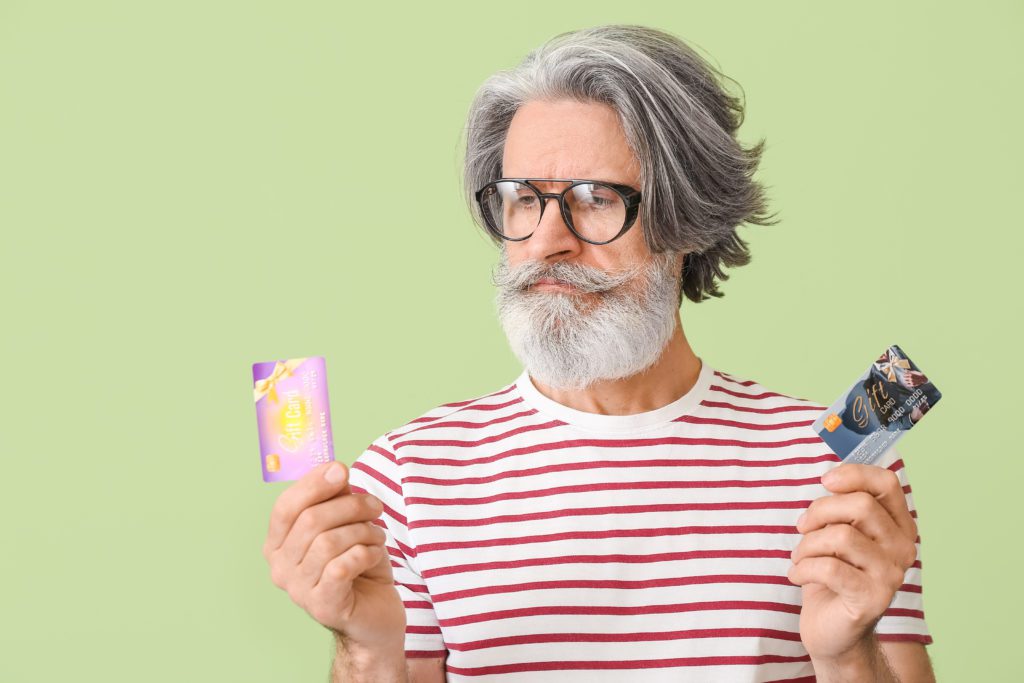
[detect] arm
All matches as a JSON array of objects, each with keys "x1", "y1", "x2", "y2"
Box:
[
  {"x1": 329, "y1": 633, "x2": 446, "y2": 683},
  {"x1": 790, "y1": 460, "x2": 931, "y2": 681},
  {"x1": 330, "y1": 634, "x2": 406, "y2": 683},
  {"x1": 339, "y1": 439, "x2": 448, "y2": 682},
  {"x1": 407, "y1": 655, "x2": 446, "y2": 683},
  {"x1": 810, "y1": 634, "x2": 935, "y2": 682},
  {"x1": 880, "y1": 641, "x2": 936, "y2": 682}
]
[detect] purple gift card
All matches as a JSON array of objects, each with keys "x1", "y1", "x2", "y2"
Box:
[{"x1": 252, "y1": 356, "x2": 335, "y2": 482}]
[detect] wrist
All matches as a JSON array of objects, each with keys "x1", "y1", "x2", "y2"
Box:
[
  {"x1": 331, "y1": 628, "x2": 407, "y2": 683},
  {"x1": 810, "y1": 633, "x2": 897, "y2": 683}
]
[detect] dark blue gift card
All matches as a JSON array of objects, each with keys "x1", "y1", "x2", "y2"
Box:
[{"x1": 812, "y1": 345, "x2": 941, "y2": 464}]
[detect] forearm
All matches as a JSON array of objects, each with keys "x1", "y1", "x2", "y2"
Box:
[
  {"x1": 811, "y1": 633, "x2": 899, "y2": 683},
  {"x1": 329, "y1": 630, "x2": 408, "y2": 683}
]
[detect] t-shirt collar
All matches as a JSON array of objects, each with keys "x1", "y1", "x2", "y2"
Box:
[{"x1": 514, "y1": 357, "x2": 712, "y2": 434}]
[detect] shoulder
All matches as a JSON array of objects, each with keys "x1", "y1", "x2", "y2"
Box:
[
  {"x1": 347, "y1": 377, "x2": 523, "y2": 499},
  {"x1": 705, "y1": 365, "x2": 828, "y2": 416},
  {"x1": 356, "y1": 376, "x2": 525, "y2": 459},
  {"x1": 710, "y1": 366, "x2": 912, "y2": 474}
]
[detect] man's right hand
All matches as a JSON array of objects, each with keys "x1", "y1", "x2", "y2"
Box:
[{"x1": 263, "y1": 460, "x2": 406, "y2": 653}]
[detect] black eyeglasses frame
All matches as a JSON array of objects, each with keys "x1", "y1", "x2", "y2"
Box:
[{"x1": 474, "y1": 177, "x2": 642, "y2": 246}]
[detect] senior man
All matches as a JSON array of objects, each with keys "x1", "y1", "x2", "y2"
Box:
[{"x1": 263, "y1": 25, "x2": 935, "y2": 682}]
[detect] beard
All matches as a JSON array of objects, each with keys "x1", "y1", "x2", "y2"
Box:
[{"x1": 491, "y1": 248, "x2": 681, "y2": 391}]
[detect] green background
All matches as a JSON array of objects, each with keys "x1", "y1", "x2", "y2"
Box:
[{"x1": 2, "y1": 1, "x2": 1018, "y2": 680}]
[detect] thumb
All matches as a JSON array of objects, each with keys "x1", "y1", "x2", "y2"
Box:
[{"x1": 323, "y1": 460, "x2": 351, "y2": 493}]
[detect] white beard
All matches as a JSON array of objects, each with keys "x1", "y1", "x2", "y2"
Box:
[{"x1": 492, "y1": 249, "x2": 681, "y2": 391}]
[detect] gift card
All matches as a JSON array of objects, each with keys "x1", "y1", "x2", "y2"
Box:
[
  {"x1": 253, "y1": 356, "x2": 335, "y2": 482},
  {"x1": 812, "y1": 344, "x2": 941, "y2": 465}
]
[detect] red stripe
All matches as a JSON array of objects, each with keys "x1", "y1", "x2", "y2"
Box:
[
  {"x1": 432, "y1": 574, "x2": 797, "y2": 603},
  {"x1": 398, "y1": 435, "x2": 825, "y2": 468},
  {"x1": 410, "y1": 500, "x2": 813, "y2": 530},
  {"x1": 444, "y1": 396, "x2": 524, "y2": 412},
  {"x1": 877, "y1": 633, "x2": 934, "y2": 644},
  {"x1": 445, "y1": 653, "x2": 811, "y2": 675},
  {"x1": 423, "y1": 549, "x2": 795, "y2": 579},
  {"x1": 406, "y1": 625, "x2": 442, "y2": 635},
  {"x1": 402, "y1": 454, "x2": 838, "y2": 487},
  {"x1": 673, "y1": 415, "x2": 815, "y2": 430},
  {"x1": 447, "y1": 626, "x2": 803, "y2": 652},
  {"x1": 392, "y1": 408, "x2": 540, "y2": 439},
  {"x1": 406, "y1": 477, "x2": 824, "y2": 507},
  {"x1": 403, "y1": 600, "x2": 433, "y2": 609},
  {"x1": 710, "y1": 384, "x2": 812, "y2": 402},
  {"x1": 415, "y1": 524, "x2": 798, "y2": 554},
  {"x1": 439, "y1": 600, "x2": 802, "y2": 627},
  {"x1": 383, "y1": 543, "x2": 407, "y2": 562},
  {"x1": 393, "y1": 419, "x2": 562, "y2": 451},
  {"x1": 394, "y1": 538, "x2": 416, "y2": 558},
  {"x1": 386, "y1": 386, "x2": 520, "y2": 439},
  {"x1": 883, "y1": 607, "x2": 925, "y2": 619},
  {"x1": 351, "y1": 486, "x2": 408, "y2": 528},
  {"x1": 440, "y1": 383, "x2": 516, "y2": 408},
  {"x1": 396, "y1": 581, "x2": 430, "y2": 595},
  {"x1": 713, "y1": 370, "x2": 758, "y2": 387},
  {"x1": 366, "y1": 443, "x2": 398, "y2": 464},
  {"x1": 405, "y1": 649, "x2": 447, "y2": 659},
  {"x1": 701, "y1": 400, "x2": 821, "y2": 415},
  {"x1": 350, "y1": 460, "x2": 401, "y2": 495}
]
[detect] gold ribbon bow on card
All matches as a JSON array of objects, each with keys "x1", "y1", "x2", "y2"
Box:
[
  {"x1": 253, "y1": 358, "x2": 307, "y2": 403},
  {"x1": 876, "y1": 355, "x2": 911, "y2": 383}
]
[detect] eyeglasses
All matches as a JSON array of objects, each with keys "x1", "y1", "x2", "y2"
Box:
[{"x1": 475, "y1": 178, "x2": 642, "y2": 245}]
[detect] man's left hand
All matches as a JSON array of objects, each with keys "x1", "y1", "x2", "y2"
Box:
[{"x1": 787, "y1": 462, "x2": 919, "y2": 664}]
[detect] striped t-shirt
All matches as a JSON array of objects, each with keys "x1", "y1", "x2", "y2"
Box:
[{"x1": 348, "y1": 358, "x2": 931, "y2": 682}]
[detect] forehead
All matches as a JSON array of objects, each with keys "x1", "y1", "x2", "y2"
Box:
[{"x1": 502, "y1": 99, "x2": 640, "y2": 187}]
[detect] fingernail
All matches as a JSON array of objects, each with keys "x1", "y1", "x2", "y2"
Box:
[{"x1": 324, "y1": 462, "x2": 346, "y2": 484}]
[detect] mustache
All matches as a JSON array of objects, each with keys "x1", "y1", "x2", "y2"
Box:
[{"x1": 491, "y1": 256, "x2": 644, "y2": 294}]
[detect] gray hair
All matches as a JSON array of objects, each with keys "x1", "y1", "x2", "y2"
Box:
[{"x1": 461, "y1": 24, "x2": 780, "y2": 304}]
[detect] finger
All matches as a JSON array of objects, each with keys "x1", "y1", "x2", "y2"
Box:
[
  {"x1": 820, "y1": 463, "x2": 917, "y2": 539},
  {"x1": 296, "y1": 521, "x2": 388, "y2": 586},
  {"x1": 798, "y1": 490, "x2": 904, "y2": 543},
  {"x1": 311, "y1": 543, "x2": 387, "y2": 606},
  {"x1": 787, "y1": 555, "x2": 869, "y2": 598},
  {"x1": 279, "y1": 492, "x2": 384, "y2": 564},
  {"x1": 265, "y1": 461, "x2": 352, "y2": 555},
  {"x1": 791, "y1": 522, "x2": 888, "y2": 571}
]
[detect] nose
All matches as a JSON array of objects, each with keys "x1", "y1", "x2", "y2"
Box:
[{"x1": 521, "y1": 194, "x2": 583, "y2": 263}]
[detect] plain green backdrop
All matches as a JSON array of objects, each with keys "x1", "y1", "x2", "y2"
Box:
[{"x1": 1, "y1": 1, "x2": 1019, "y2": 680}]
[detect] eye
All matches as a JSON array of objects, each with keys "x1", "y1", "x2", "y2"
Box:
[
  {"x1": 574, "y1": 184, "x2": 617, "y2": 209},
  {"x1": 514, "y1": 193, "x2": 537, "y2": 208}
]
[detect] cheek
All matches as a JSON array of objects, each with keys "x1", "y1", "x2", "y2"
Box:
[
  {"x1": 502, "y1": 244, "x2": 529, "y2": 269},
  {"x1": 618, "y1": 222, "x2": 653, "y2": 261}
]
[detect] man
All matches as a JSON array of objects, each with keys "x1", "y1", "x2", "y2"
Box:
[{"x1": 263, "y1": 25, "x2": 935, "y2": 681}]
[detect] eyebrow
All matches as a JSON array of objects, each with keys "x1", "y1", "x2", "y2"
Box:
[{"x1": 509, "y1": 177, "x2": 634, "y2": 187}]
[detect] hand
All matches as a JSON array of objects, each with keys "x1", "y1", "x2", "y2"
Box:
[
  {"x1": 787, "y1": 463, "x2": 918, "y2": 663},
  {"x1": 263, "y1": 460, "x2": 406, "y2": 652}
]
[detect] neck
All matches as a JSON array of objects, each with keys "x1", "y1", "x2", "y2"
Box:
[{"x1": 527, "y1": 313, "x2": 701, "y2": 416}]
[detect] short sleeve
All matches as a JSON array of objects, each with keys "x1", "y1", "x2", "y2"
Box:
[
  {"x1": 347, "y1": 434, "x2": 448, "y2": 659},
  {"x1": 871, "y1": 444, "x2": 934, "y2": 645}
]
